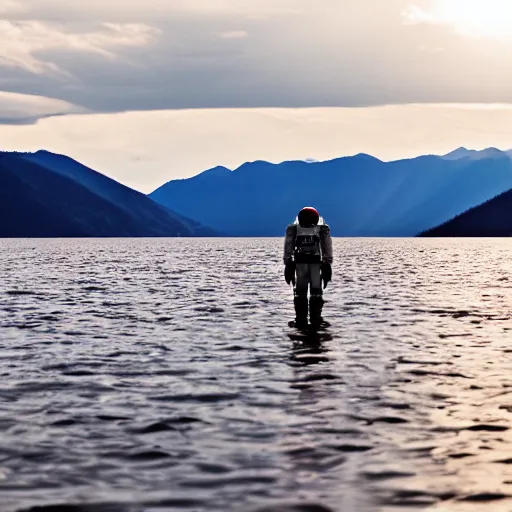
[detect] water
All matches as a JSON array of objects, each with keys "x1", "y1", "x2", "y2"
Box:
[{"x1": 1, "y1": 238, "x2": 512, "y2": 512}]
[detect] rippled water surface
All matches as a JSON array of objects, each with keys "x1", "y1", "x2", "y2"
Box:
[{"x1": 2, "y1": 238, "x2": 512, "y2": 512}]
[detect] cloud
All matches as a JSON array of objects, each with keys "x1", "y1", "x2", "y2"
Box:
[
  {"x1": 0, "y1": 0, "x2": 303, "y2": 23},
  {"x1": 219, "y1": 31, "x2": 248, "y2": 39},
  {"x1": 2, "y1": 0, "x2": 512, "y2": 123},
  {"x1": 402, "y1": 5, "x2": 436, "y2": 24},
  {"x1": 404, "y1": 1, "x2": 512, "y2": 42},
  {"x1": 172, "y1": 0, "x2": 302, "y2": 17},
  {"x1": 0, "y1": 91, "x2": 85, "y2": 124},
  {"x1": 0, "y1": 0, "x2": 24, "y2": 13},
  {"x1": 0, "y1": 20, "x2": 159, "y2": 74}
]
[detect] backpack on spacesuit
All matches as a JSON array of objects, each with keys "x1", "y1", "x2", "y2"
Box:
[{"x1": 293, "y1": 224, "x2": 323, "y2": 263}]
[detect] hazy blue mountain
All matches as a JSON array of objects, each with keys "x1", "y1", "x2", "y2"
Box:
[
  {"x1": 441, "y1": 147, "x2": 510, "y2": 161},
  {"x1": 0, "y1": 151, "x2": 216, "y2": 237},
  {"x1": 419, "y1": 187, "x2": 512, "y2": 237},
  {"x1": 150, "y1": 150, "x2": 512, "y2": 237}
]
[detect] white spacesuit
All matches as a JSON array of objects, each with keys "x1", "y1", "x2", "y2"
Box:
[{"x1": 283, "y1": 207, "x2": 333, "y2": 328}]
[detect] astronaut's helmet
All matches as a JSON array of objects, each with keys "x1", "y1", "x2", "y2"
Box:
[{"x1": 297, "y1": 207, "x2": 320, "y2": 227}]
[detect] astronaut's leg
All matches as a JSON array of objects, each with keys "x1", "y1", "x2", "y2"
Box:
[
  {"x1": 309, "y1": 263, "x2": 325, "y2": 327},
  {"x1": 293, "y1": 263, "x2": 310, "y2": 328}
]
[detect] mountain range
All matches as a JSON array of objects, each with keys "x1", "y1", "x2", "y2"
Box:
[
  {"x1": 150, "y1": 147, "x2": 512, "y2": 237},
  {"x1": 2, "y1": 147, "x2": 512, "y2": 238},
  {"x1": 0, "y1": 150, "x2": 215, "y2": 237},
  {"x1": 420, "y1": 186, "x2": 512, "y2": 237}
]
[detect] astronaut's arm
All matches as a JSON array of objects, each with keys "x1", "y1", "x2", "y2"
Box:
[
  {"x1": 320, "y1": 224, "x2": 333, "y2": 264},
  {"x1": 283, "y1": 225, "x2": 296, "y2": 264}
]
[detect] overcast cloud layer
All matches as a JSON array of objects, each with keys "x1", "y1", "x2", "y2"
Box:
[{"x1": 1, "y1": 0, "x2": 512, "y2": 123}]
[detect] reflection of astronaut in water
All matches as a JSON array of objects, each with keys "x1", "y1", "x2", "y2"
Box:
[{"x1": 283, "y1": 207, "x2": 333, "y2": 329}]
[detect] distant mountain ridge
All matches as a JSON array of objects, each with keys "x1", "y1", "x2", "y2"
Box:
[
  {"x1": 150, "y1": 147, "x2": 512, "y2": 237},
  {"x1": 4, "y1": 146, "x2": 512, "y2": 238},
  {"x1": 0, "y1": 150, "x2": 216, "y2": 237},
  {"x1": 442, "y1": 147, "x2": 512, "y2": 161}
]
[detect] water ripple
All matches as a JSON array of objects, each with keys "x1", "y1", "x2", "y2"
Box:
[{"x1": 1, "y1": 238, "x2": 512, "y2": 511}]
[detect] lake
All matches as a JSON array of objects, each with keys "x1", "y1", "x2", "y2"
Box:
[{"x1": 1, "y1": 238, "x2": 512, "y2": 512}]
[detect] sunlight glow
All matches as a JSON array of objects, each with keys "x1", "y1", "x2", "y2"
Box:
[{"x1": 408, "y1": 0, "x2": 512, "y2": 42}]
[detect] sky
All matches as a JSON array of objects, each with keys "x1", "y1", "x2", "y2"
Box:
[{"x1": 1, "y1": 0, "x2": 512, "y2": 192}]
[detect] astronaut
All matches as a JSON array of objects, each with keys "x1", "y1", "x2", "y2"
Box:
[{"x1": 283, "y1": 207, "x2": 333, "y2": 328}]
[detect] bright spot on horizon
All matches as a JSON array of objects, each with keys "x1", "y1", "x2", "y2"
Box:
[{"x1": 408, "y1": 0, "x2": 512, "y2": 42}]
